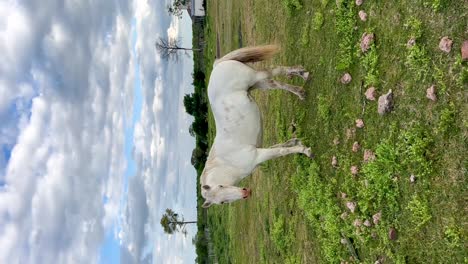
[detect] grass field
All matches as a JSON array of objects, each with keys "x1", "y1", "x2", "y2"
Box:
[{"x1": 201, "y1": 0, "x2": 467, "y2": 263}]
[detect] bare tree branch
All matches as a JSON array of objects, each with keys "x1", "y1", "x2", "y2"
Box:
[{"x1": 155, "y1": 37, "x2": 201, "y2": 61}]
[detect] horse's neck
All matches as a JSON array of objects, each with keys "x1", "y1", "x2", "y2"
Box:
[{"x1": 201, "y1": 151, "x2": 241, "y2": 186}]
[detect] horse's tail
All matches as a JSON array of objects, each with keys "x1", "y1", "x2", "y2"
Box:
[{"x1": 214, "y1": 45, "x2": 279, "y2": 66}]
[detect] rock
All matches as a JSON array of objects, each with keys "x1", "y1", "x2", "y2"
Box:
[
  {"x1": 363, "y1": 149, "x2": 376, "y2": 162},
  {"x1": 462, "y1": 40, "x2": 468, "y2": 61},
  {"x1": 358, "y1": 10, "x2": 367, "y2": 21},
  {"x1": 333, "y1": 137, "x2": 341, "y2": 145},
  {"x1": 407, "y1": 38, "x2": 416, "y2": 48},
  {"x1": 352, "y1": 141, "x2": 361, "y2": 152},
  {"x1": 378, "y1": 89, "x2": 394, "y2": 115},
  {"x1": 410, "y1": 174, "x2": 416, "y2": 183},
  {"x1": 332, "y1": 156, "x2": 338, "y2": 167},
  {"x1": 388, "y1": 228, "x2": 398, "y2": 240},
  {"x1": 341, "y1": 192, "x2": 347, "y2": 199},
  {"x1": 355, "y1": 119, "x2": 365, "y2": 128},
  {"x1": 356, "y1": 0, "x2": 363, "y2": 6},
  {"x1": 346, "y1": 128, "x2": 356, "y2": 140},
  {"x1": 365, "y1": 87, "x2": 376, "y2": 100},
  {"x1": 361, "y1": 33, "x2": 375, "y2": 52},
  {"x1": 439, "y1": 36, "x2": 453, "y2": 53},
  {"x1": 364, "y1": 219, "x2": 372, "y2": 227},
  {"x1": 351, "y1": 165, "x2": 359, "y2": 175},
  {"x1": 373, "y1": 211, "x2": 382, "y2": 225},
  {"x1": 426, "y1": 85, "x2": 437, "y2": 101},
  {"x1": 346, "y1": 201, "x2": 357, "y2": 213},
  {"x1": 353, "y1": 219, "x2": 363, "y2": 227},
  {"x1": 341, "y1": 73, "x2": 352, "y2": 84},
  {"x1": 341, "y1": 212, "x2": 349, "y2": 219}
]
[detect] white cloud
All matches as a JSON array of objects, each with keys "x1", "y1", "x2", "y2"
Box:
[
  {"x1": 0, "y1": 0, "x2": 134, "y2": 263},
  {"x1": 1, "y1": 1, "x2": 198, "y2": 263}
]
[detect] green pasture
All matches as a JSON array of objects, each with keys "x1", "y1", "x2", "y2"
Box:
[{"x1": 200, "y1": 0, "x2": 467, "y2": 263}]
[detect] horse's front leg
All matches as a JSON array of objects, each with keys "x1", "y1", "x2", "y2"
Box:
[
  {"x1": 254, "y1": 144, "x2": 313, "y2": 166},
  {"x1": 270, "y1": 138, "x2": 302, "y2": 148}
]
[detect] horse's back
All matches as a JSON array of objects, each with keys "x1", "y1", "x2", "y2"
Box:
[
  {"x1": 208, "y1": 60, "x2": 257, "y2": 99},
  {"x1": 208, "y1": 60, "x2": 262, "y2": 147}
]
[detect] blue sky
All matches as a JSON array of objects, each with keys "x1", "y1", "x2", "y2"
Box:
[{"x1": 0, "y1": 1, "x2": 197, "y2": 263}]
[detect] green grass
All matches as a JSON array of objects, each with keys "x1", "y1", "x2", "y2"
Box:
[{"x1": 199, "y1": 0, "x2": 468, "y2": 263}]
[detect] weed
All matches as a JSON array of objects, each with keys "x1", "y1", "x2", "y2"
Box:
[
  {"x1": 437, "y1": 102, "x2": 456, "y2": 135},
  {"x1": 406, "y1": 194, "x2": 432, "y2": 229},
  {"x1": 404, "y1": 17, "x2": 423, "y2": 40},
  {"x1": 301, "y1": 23, "x2": 310, "y2": 47},
  {"x1": 398, "y1": 126, "x2": 434, "y2": 178},
  {"x1": 359, "y1": 137, "x2": 400, "y2": 215},
  {"x1": 424, "y1": 0, "x2": 446, "y2": 12},
  {"x1": 444, "y1": 224, "x2": 462, "y2": 248},
  {"x1": 406, "y1": 44, "x2": 430, "y2": 81},
  {"x1": 321, "y1": 0, "x2": 330, "y2": 8},
  {"x1": 312, "y1": 12, "x2": 325, "y2": 30},
  {"x1": 403, "y1": 18, "x2": 430, "y2": 80},
  {"x1": 317, "y1": 94, "x2": 331, "y2": 121},
  {"x1": 433, "y1": 66, "x2": 447, "y2": 93},
  {"x1": 292, "y1": 161, "x2": 345, "y2": 263},
  {"x1": 361, "y1": 42, "x2": 379, "y2": 86},
  {"x1": 335, "y1": 0, "x2": 356, "y2": 70},
  {"x1": 282, "y1": 0, "x2": 303, "y2": 16},
  {"x1": 271, "y1": 215, "x2": 290, "y2": 255}
]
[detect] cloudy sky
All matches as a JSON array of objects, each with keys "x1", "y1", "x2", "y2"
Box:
[{"x1": 0, "y1": 0, "x2": 198, "y2": 263}]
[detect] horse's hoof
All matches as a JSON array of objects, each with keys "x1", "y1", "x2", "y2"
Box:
[
  {"x1": 297, "y1": 89, "x2": 306, "y2": 100},
  {"x1": 302, "y1": 72, "x2": 310, "y2": 81},
  {"x1": 304, "y1": 147, "x2": 314, "y2": 159}
]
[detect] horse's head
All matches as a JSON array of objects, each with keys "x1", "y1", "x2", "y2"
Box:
[{"x1": 201, "y1": 184, "x2": 251, "y2": 208}]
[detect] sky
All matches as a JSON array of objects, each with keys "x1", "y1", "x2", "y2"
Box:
[{"x1": 0, "y1": 0, "x2": 198, "y2": 263}]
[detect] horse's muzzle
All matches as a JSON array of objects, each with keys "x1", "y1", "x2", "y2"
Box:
[{"x1": 242, "y1": 188, "x2": 251, "y2": 199}]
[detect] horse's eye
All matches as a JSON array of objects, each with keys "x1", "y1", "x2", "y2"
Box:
[
  {"x1": 219, "y1": 185, "x2": 223, "y2": 188},
  {"x1": 220, "y1": 201, "x2": 225, "y2": 204}
]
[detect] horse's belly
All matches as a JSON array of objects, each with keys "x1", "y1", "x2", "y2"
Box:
[{"x1": 214, "y1": 92, "x2": 261, "y2": 146}]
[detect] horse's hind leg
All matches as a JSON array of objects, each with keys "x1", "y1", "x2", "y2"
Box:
[
  {"x1": 270, "y1": 66, "x2": 310, "y2": 81},
  {"x1": 254, "y1": 145, "x2": 313, "y2": 166},
  {"x1": 254, "y1": 79, "x2": 306, "y2": 100}
]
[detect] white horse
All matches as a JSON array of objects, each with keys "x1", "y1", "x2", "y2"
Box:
[{"x1": 201, "y1": 45, "x2": 313, "y2": 208}]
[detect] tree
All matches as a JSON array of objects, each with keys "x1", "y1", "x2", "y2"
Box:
[
  {"x1": 160, "y1": 208, "x2": 196, "y2": 236},
  {"x1": 155, "y1": 37, "x2": 201, "y2": 61},
  {"x1": 167, "y1": 0, "x2": 187, "y2": 18}
]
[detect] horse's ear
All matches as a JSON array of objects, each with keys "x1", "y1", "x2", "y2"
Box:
[
  {"x1": 202, "y1": 185, "x2": 210, "y2": 190},
  {"x1": 202, "y1": 201, "x2": 212, "y2": 208}
]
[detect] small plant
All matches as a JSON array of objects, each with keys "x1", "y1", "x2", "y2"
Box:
[
  {"x1": 406, "y1": 195, "x2": 432, "y2": 229},
  {"x1": 312, "y1": 12, "x2": 325, "y2": 30},
  {"x1": 291, "y1": 162, "x2": 345, "y2": 263},
  {"x1": 301, "y1": 23, "x2": 311, "y2": 47},
  {"x1": 321, "y1": 0, "x2": 330, "y2": 8},
  {"x1": 271, "y1": 215, "x2": 289, "y2": 254},
  {"x1": 424, "y1": 0, "x2": 446, "y2": 12},
  {"x1": 404, "y1": 17, "x2": 423, "y2": 40},
  {"x1": 317, "y1": 95, "x2": 331, "y2": 121},
  {"x1": 437, "y1": 102, "x2": 456, "y2": 135},
  {"x1": 398, "y1": 126, "x2": 434, "y2": 178},
  {"x1": 335, "y1": 0, "x2": 356, "y2": 70},
  {"x1": 433, "y1": 66, "x2": 447, "y2": 93},
  {"x1": 361, "y1": 42, "x2": 379, "y2": 86},
  {"x1": 283, "y1": 0, "x2": 303, "y2": 16},
  {"x1": 444, "y1": 224, "x2": 461, "y2": 248},
  {"x1": 405, "y1": 44, "x2": 430, "y2": 81}
]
